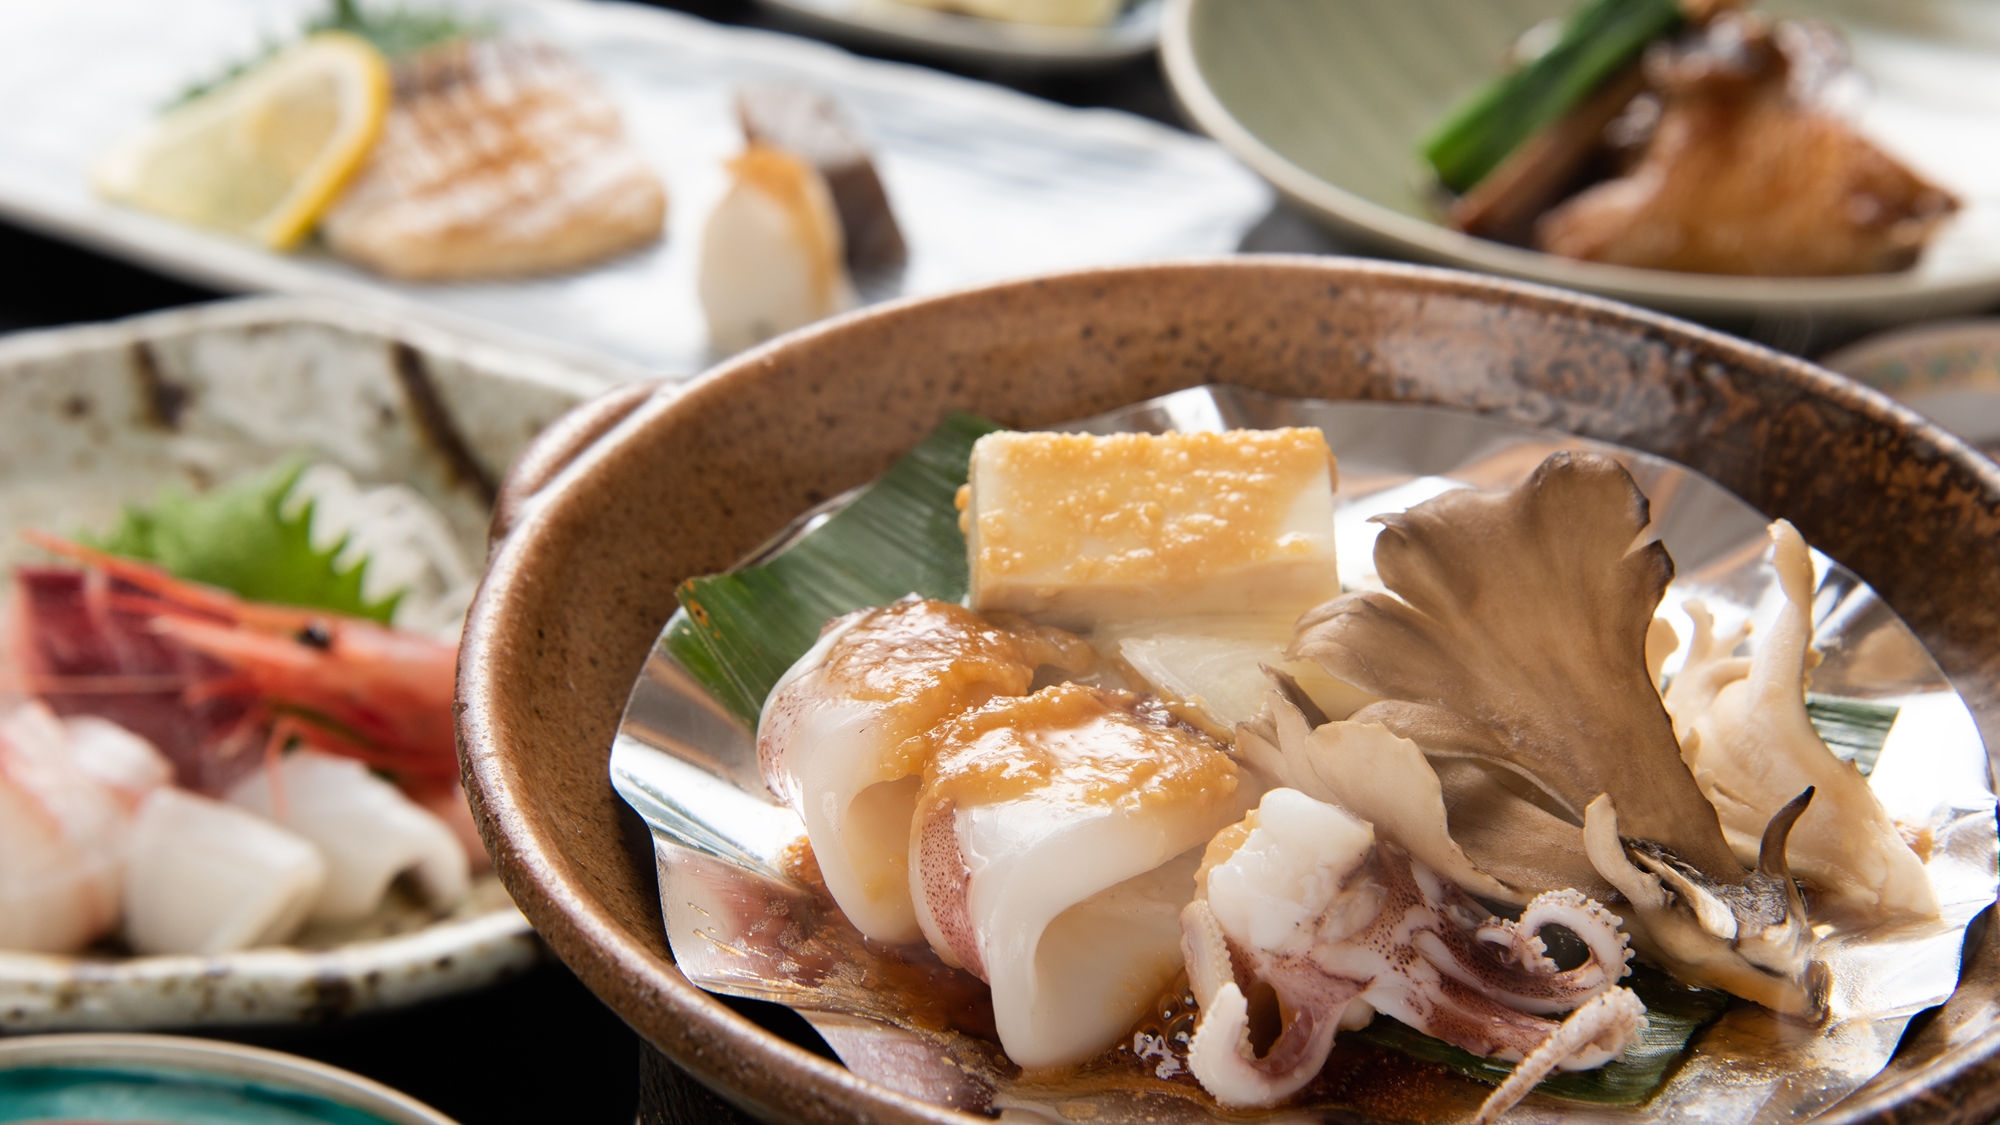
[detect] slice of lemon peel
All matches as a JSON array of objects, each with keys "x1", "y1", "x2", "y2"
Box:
[{"x1": 94, "y1": 32, "x2": 390, "y2": 250}]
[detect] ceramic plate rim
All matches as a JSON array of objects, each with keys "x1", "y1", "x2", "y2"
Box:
[
  {"x1": 752, "y1": 0, "x2": 1163, "y2": 66},
  {"x1": 0, "y1": 1032, "x2": 461, "y2": 1125}
]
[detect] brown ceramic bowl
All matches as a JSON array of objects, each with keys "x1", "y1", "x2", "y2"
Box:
[{"x1": 457, "y1": 257, "x2": 2000, "y2": 1124}]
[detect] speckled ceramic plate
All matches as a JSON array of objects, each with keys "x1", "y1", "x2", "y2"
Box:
[
  {"x1": 753, "y1": 0, "x2": 1162, "y2": 68},
  {"x1": 1822, "y1": 318, "x2": 2000, "y2": 453},
  {"x1": 0, "y1": 296, "x2": 604, "y2": 1031},
  {"x1": 1161, "y1": 0, "x2": 2000, "y2": 325},
  {"x1": 0, "y1": 1033, "x2": 460, "y2": 1123}
]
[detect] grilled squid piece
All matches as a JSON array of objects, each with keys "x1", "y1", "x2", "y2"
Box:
[
  {"x1": 1181, "y1": 789, "x2": 1644, "y2": 1113},
  {"x1": 1291, "y1": 452, "x2": 1827, "y2": 1014},
  {"x1": 1666, "y1": 521, "x2": 1938, "y2": 922},
  {"x1": 912, "y1": 682, "x2": 1244, "y2": 1067},
  {"x1": 761, "y1": 598, "x2": 1247, "y2": 1068},
  {"x1": 759, "y1": 596, "x2": 1093, "y2": 944}
]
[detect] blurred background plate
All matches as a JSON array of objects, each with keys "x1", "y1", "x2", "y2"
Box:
[
  {"x1": 0, "y1": 296, "x2": 602, "y2": 1031},
  {"x1": 1161, "y1": 0, "x2": 2000, "y2": 328},
  {"x1": 0, "y1": 0, "x2": 1269, "y2": 380},
  {"x1": 1822, "y1": 317, "x2": 2000, "y2": 453},
  {"x1": 0, "y1": 1033, "x2": 460, "y2": 1124},
  {"x1": 751, "y1": 0, "x2": 1161, "y2": 68}
]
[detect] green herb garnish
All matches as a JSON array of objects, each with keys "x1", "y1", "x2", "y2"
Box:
[
  {"x1": 88, "y1": 458, "x2": 400, "y2": 623},
  {"x1": 664, "y1": 412, "x2": 1002, "y2": 726},
  {"x1": 170, "y1": 0, "x2": 489, "y2": 106},
  {"x1": 1421, "y1": 0, "x2": 1684, "y2": 194}
]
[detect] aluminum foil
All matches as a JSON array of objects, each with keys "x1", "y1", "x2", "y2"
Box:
[{"x1": 611, "y1": 386, "x2": 1999, "y2": 1124}]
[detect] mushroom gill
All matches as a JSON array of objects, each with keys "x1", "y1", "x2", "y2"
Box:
[{"x1": 1290, "y1": 451, "x2": 1822, "y2": 1014}]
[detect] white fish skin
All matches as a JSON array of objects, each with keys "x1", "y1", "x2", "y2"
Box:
[
  {"x1": 699, "y1": 145, "x2": 855, "y2": 355},
  {"x1": 0, "y1": 703, "x2": 128, "y2": 952},
  {"x1": 227, "y1": 750, "x2": 469, "y2": 924},
  {"x1": 123, "y1": 788, "x2": 326, "y2": 955},
  {"x1": 62, "y1": 714, "x2": 173, "y2": 812}
]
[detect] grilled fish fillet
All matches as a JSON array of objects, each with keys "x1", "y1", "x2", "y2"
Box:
[{"x1": 321, "y1": 38, "x2": 666, "y2": 281}]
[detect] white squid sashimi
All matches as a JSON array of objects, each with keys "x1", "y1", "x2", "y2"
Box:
[
  {"x1": 227, "y1": 750, "x2": 469, "y2": 924},
  {"x1": 1671, "y1": 520, "x2": 1938, "y2": 922},
  {"x1": 0, "y1": 702, "x2": 129, "y2": 952},
  {"x1": 62, "y1": 714, "x2": 173, "y2": 811},
  {"x1": 758, "y1": 596, "x2": 1093, "y2": 944},
  {"x1": 1183, "y1": 789, "x2": 1643, "y2": 1116},
  {"x1": 911, "y1": 682, "x2": 1245, "y2": 1068},
  {"x1": 123, "y1": 788, "x2": 326, "y2": 955}
]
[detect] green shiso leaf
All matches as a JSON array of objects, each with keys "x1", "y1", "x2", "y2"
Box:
[
  {"x1": 308, "y1": 0, "x2": 492, "y2": 59},
  {"x1": 1421, "y1": 0, "x2": 1683, "y2": 193},
  {"x1": 1807, "y1": 693, "x2": 1900, "y2": 776},
  {"x1": 664, "y1": 412, "x2": 1004, "y2": 726},
  {"x1": 170, "y1": 0, "x2": 489, "y2": 107},
  {"x1": 86, "y1": 458, "x2": 401, "y2": 623},
  {"x1": 1353, "y1": 964, "x2": 1730, "y2": 1105}
]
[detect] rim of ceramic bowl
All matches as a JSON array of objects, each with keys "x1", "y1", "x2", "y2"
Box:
[
  {"x1": 459, "y1": 255, "x2": 2000, "y2": 1125},
  {"x1": 0, "y1": 1032, "x2": 461, "y2": 1125},
  {"x1": 1157, "y1": 0, "x2": 2000, "y2": 324}
]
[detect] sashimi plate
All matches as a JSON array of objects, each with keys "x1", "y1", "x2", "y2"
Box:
[
  {"x1": 0, "y1": 296, "x2": 602, "y2": 1030},
  {"x1": 611, "y1": 385, "x2": 1998, "y2": 1123},
  {"x1": 0, "y1": 0, "x2": 1270, "y2": 380}
]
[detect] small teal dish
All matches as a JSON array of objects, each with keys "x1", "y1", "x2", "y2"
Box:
[{"x1": 0, "y1": 1036, "x2": 457, "y2": 1125}]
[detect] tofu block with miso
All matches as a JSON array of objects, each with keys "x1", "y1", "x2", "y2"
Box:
[{"x1": 960, "y1": 428, "x2": 1339, "y2": 630}]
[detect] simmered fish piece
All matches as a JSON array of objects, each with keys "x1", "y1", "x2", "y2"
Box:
[
  {"x1": 1537, "y1": 14, "x2": 1957, "y2": 276},
  {"x1": 321, "y1": 37, "x2": 666, "y2": 281}
]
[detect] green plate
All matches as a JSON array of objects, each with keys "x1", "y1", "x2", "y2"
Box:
[
  {"x1": 1161, "y1": 0, "x2": 2000, "y2": 324},
  {"x1": 0, "y1": 1035, "x2": 457, "y2": 1125}
]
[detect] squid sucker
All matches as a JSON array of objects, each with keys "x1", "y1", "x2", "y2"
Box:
[
  {"x1": 1287, "y1": 452, "x2": 1827, "y2": 1016},
  {"x1": 1182, "y1": 788, "x2": 1646, "y2": 1121}
]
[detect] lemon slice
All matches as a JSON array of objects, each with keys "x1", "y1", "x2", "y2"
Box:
[{"x1": 95, "y1": 33, "x2": 390, "y2": 250}]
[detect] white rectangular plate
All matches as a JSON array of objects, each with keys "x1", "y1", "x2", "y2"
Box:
[{"x1": 0, "y1": 0, "x2": 1271, "y2": 380}]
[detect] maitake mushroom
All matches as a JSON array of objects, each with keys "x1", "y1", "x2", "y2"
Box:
[{"x1": 1284, "y1": 451, "x2": 1827, "y2": 1014}]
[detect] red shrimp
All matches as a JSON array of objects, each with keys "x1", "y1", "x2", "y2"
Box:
[{"x1": 12, "y1": 531, "x2": 459, "y2": 797}]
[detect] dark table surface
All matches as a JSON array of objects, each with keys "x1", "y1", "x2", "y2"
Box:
[{"x1": 2, "y1": 3, "x2": 1988, "y2": 1123}]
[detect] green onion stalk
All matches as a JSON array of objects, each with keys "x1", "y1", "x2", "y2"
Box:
[{"x1": 1421, "y1": 0, "x2": 1686, "y2": 194}]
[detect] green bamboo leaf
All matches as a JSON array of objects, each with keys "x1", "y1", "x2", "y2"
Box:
[
  {"x1": 1807, "y1": 693, "x2": 1900, "y2": 776},
  {"x1": 1421, "y1": 0, "x2": 1683, "y2": 193},
  {"x1": 663, "y1": 412, "x2": 1003, "y2": 726},
  {"x1": 1353, "y1": 964, "x2": 1729, "y2": 1105}
]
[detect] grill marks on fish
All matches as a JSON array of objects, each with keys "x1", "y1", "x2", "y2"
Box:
[{"x1": 321, "y1": 38, "x2": 665, "y2": 280}]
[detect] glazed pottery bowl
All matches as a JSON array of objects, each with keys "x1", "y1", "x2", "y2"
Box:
[{"x1": 459, "y1": 257, "x2": 2000, "y2": 1124}]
